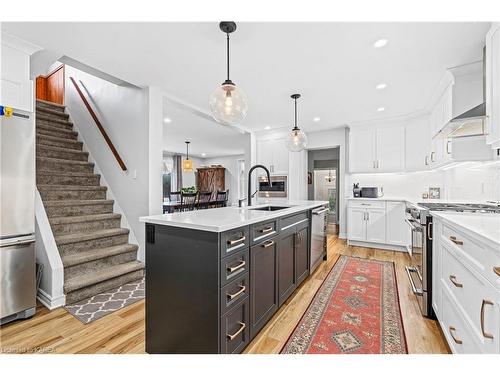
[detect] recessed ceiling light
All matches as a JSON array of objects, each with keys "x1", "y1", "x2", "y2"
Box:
[
  {"x1": 313, "y1": 117, "x2": 321, "y2": 122},
  {"x1": 374, "y1": 38, "x2": 388, "y2": 48},
  {"x1": 377, "y1": 107, "x2": 385, "y2": 112},
  {"x1": 163, "y1": 117, "x2": 172, "y2": 123},
  {"x1": 376, "y1": 83, "x2": 387, "y2": 90},
  {"x1": 264, "y1": 126, "x2": 271, "y2": 130},
  {"x1": 201, "y1": 153, "x2": 206, "y2": 157}
]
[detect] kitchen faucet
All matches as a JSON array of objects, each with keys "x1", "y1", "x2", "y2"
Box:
[{"x1": 247, "y1": 165, "x2": 272, "y2": 206}]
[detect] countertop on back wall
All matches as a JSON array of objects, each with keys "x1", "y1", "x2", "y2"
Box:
[
  {"x1": 347, "y1": 196, "x2": 500, "y2": 206},
  {"x1": 140, "y1": 200, "x2": 328, "y2": 232}
]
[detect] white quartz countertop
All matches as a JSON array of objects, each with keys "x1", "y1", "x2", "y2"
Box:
[
  {"x1": 431, "y1": 211, "x2": 500, "y2": 247},
  {"x1": 347, "y1": 197, "x2": 408, "y2": 202},
  {"x1": 140, "y1": 200, "x2": 328, "y2": 232},
  {"x1": 347, "y1": 196, "x2": 499, "y2": 206}
]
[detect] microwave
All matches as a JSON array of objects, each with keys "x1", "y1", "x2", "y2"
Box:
[
  {"x1": 258, "y1": 175, "x2": 287, "y2": 198},
  {"x1": 360, "y1": 186, "x2": 384, "y2": 198}
]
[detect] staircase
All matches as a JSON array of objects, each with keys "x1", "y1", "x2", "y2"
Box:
[{"x1": 35, "y1": 99, "x2": 144, "y2": 304}]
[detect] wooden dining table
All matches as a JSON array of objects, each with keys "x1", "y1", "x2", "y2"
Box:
[{"x1": 162, "y1": 200, "x2": 227, "y2": 213}]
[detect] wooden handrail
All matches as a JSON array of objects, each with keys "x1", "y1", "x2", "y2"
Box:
[{"x1": 69, "y1": 77, "x2": 127, "y2": 171}]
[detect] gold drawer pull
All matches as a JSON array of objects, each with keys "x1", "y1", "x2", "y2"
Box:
[
  {"x1": 227, "y1": 285, "x2": 246, "y2": 300},
  {"x1": 262, "y1": 240, "x2": 275, "y2": 248},
  {"x1": 449, "y1": 275, "x2": 463, "y2": 288},
  {"x1": 481, "y1": 299, "x2": 494, "y2": 339},
  {"x1": 449, "y1": 236, "x2": 464, "y2": 245},
  {"x1": 227, "y1": 236, "x2": 246, "y2": 246},
  {"x1": 227, "y1": 260, "x2": 246, "y2": 273},
  {"x1": 494, "y1": 267, "x2": 500, "y2": 277},
  {"x1": 260, "y1": 226, "x2": 273, "y2": 233},
  {"x1": 449, "y1": 326, "x2": 463, "y2": 344},
  {"x1": 227, "y1": 322, "x2": 246, "y2": 341}
]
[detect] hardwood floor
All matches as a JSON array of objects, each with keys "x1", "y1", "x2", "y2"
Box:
[{"x1": 0, "y1": 235, "x2": 449, "y2": 354}]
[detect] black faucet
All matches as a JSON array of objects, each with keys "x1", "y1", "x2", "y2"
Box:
[{"x1": 248, "y1": 164, "x2": 272, "y2": 206}]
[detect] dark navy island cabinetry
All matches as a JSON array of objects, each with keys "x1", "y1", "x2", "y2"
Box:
[{"x1": 143, "y1": 205, "x2": 325, "y2": 354}]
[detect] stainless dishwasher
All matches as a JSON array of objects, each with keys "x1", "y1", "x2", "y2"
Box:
[{"x1": 310, "y1": 205, "x2": 328, "y2": 272}]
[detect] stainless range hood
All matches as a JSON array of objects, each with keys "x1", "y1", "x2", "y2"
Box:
[{"x1": 441, "y1": 47, "x2": 487, "y2": 138}]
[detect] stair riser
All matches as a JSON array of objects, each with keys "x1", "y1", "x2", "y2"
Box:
[
  {"x1": 64, "y1": 269, "x2": 144, "y2": 304},
  {"x1": 64, "y1": 251, "x2": 138, "y2": 282},
  {"x1": 37, "y1": 159, "x2": 94, "y2": 174},
  {"x1": 36, "y1": 147, "x2": 88, "y2": 162},
  {"x1": 37, "y1": 127, "x2": 78, "y2": 140},
  {"x1": 38, "y1": 189, "x2": 107, "y2": 201},
  {"x1": 51, "y1": 217, "x2": 121, "y2": 236},
  {"x1": 37, "y1": 101, "x2": 65, "y2": 113},
  {"x1": 36, "y1": 118, "x2": 73, "y2": 131},
  {"x1": 58, "y1": 233, "x2": 130, "y2": 256},
  {"x1": 46, "y1": 203, "x2": 113, "y2": 218},
  {"x1": 37, "y1": 174, "x2": 100, "y2": 186},
  {"x1": 37, "y1": 136, "x2": 83, "y2": 151}
]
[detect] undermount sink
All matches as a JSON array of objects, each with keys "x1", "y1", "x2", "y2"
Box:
[{"x1": 248, "y1": 205, "x2": 291, "y2": 211}]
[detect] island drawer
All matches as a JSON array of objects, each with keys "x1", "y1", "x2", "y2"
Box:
[
  {"x1": 220, "y1": 297, "x2": 250, "y2": 354},
  {"x1": 280, "y1": 211, "x2": 308, "y2": 231},
  {"x1": 220, "y1": 272, "x2": 249, "y2": 315},
  {"x1": 220, "y1": 226, "x2": 249, "y2": 258},
  {"x1": 250, "y1": 219, "x2": 278, "y2": 245},
  {"x1": 221, "y1": 248, "x2": 249, "y2": 286}
]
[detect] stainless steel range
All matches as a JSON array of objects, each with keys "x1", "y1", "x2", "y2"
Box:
[{"x1": 404, "y1": 201, "x2": 500, "y2": 318}]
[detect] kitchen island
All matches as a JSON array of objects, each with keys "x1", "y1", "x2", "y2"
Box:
[{"x1": 139, "y1": 201, "x2": 328, "y2": 354}]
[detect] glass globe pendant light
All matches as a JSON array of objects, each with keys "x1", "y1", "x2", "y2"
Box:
[
  {"x1": 183, "y1": 141, "x2": 193, "y2": 172},
  {"x1": 209, "y1": 21, "x2": 248, "y2": 126},
  {"x1": 286, "y1": 94, "x2": 308, "y2": 152}
]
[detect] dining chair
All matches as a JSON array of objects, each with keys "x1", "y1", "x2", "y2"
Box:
[
  {"x1": 169, "y1": 191, "x2": 181, "y2": 202},
  {"x1": 214, "y1": 190, "x2": 228, "y2": 208},
  {"x1": 197, "y1": 191, "x2": 212, "y2": 210},
  {"x1": 180, "y1": 192, "x2": 197, "y2": 212}
]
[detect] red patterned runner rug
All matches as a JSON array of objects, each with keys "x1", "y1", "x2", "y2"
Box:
[{"x1": 281, "y1": 255, "x2": 407, "y2": 354}]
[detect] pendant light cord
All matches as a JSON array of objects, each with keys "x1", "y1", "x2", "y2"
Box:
[
  {"x1": 294, "y1": 97, "x2": 298, "y2": 130},
  {"x1": 226, "y1": 32, "x2": 230, "y2": 81}
]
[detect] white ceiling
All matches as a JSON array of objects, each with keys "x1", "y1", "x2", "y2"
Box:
[
  {"x1": 2, "y1": 22, "x2": 490, "y2": 133},
  {"x1": 162, "y1": 99, "x2": 248, "y2": 157}
]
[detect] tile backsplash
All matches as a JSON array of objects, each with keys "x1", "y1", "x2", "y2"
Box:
[{"x1": 348, "y1": 162, "x2": 500, "y2": 202}]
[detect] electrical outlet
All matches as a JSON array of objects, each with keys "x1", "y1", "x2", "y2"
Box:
[{"x1": 132, "y1": 169, "x2": 137, "y2": 180}]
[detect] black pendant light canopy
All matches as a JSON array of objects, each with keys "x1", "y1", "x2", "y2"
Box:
[{"x1": 209, "y1": 21, "x2": 248, "y2": 126}]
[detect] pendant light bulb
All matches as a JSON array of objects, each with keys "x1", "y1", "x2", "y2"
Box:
[
  {"x1": 286, "y1": 94, "x2": 308, "y2": 152},
  {"x1": 209, "y1": 22, "x2": 248, "y2": 126}
]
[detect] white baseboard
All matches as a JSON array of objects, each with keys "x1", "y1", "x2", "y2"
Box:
[
  {"x1": 338, "y1": 232, "x2": 347, "y2": 239},
  {"x1": 37, "y1": 288, "x2": 65, "y2": 310},
  {"x1": 347, "y1": 239, "x2": 407, "y2": 252}
]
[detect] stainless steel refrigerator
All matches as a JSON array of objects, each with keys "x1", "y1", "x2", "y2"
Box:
[{"x1": 0, "y1": 110, "x2": 36, "y2": 325}]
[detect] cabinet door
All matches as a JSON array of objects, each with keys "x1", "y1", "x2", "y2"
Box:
[
  {"x1": 278, "y1": 228, "x2": 296, "y2": 306},
  {"x1": 347, "y1": 207, "x2": 366, "y2": 241},
  {"x1": 385, "y1": 201, "x2": 408, "y2": 246},
  {"x1": 0, "y1": 44, "x2": 33, "y2": 112},
  {"x1": 249, "y1": 239, "x2": 278, "y2": 338},
  {"x1": 271, "y1": 139, "x2": 289, "y2": 174},
  {"x1": 376, "y1": 126, "x2": 405, "y2": 172},
  {"x1": 486, "y1": 23, "x2": 500, "y2": 148},
  {"x1": 405, "y1": 116, "x2": 431, "y2": 170},
  {"x1": 295, "y1": 225, "x2": 309, "y2": 286},
  {"x1": 366, "y1": 208, "x2": 386, "y2": 243},
  {"x1": 349, "y1": 128, "x2": 375, "y2": 173}
]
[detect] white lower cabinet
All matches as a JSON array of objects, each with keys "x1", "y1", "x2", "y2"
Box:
[
  {"x1": 365, "y1": 208, "x2": 386, "y2": 243},
  {"x1": 385, "y1": 201, "x2": 409, "y2": 246},
  {"x1": 433, "y1": 217, "x2": 500, "y2": 354},
  {"x1": 347, "y1": 207, "x2": 367, "y2": 241}
]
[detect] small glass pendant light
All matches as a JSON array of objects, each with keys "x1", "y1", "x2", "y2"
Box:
[
  {"x1": 209, "y1": 21, "x2": 248, "y2": 126},
  {"x1": 286, "y1": 94, "x2": 308, "y2": 152},
  {"x1": 183, "y1": 141, "x2": 193, "y2": 172}
]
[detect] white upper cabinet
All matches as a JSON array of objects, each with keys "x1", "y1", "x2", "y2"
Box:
[
  {"x1": 349, "y1": 125, "x2": 405, "y2": 173},
  {"x1": 486, "y1": 23, "x2": 500, "y2": 149},
  {"x1": 0, "y1": 34, "x2": 41, "y2": 112},
  {"x1": 405, "y1": 115, "x2": 431, "y2": 171},
  {"x1": 256, "y1": 138, "x2": 289, "y2": 175}
]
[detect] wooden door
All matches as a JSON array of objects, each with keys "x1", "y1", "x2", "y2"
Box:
[
  {"x1": 249, "y1": 239, "x2": 278, "y2": 339},
  {"x1": 36, "y1": 65, "x2": 64, "y2": 105},
  {"x1": 196, "y1": 167, "x2": 225, "y2": 200}
]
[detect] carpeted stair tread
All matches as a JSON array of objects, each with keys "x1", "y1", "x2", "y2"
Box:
[
  {"x1": 37, "y1": 133, "x2": 83, "y2": 147},
  {"x1": 62, "y1": 243, "x2": 139, "y2": 267},
  {"x1": 36, "y1": 112, "x2": 72, "y2": 125},
  {"x1": 36, "y1": 156, "x2": 95, "y2": 168},
  {"x1": 55, "y1": 227, "x2": 129, "y2": 246},
  {"x1": 36, "y1": 123, "x2": 78, "y2": 138},
  {"x1": 37, "y1": 170, "x2": 100, "y2": 178},
  {"x1": 36, "y1": 99, "x2": 66, "y2": 110},
  {"x1": 49, "y1": 213, "x2": 121, "y2": 225},
  {"x1": 64, "y1": 261, "x2": 144, "y2": 293},
  {"x1": 36, "y1": 144, "x2": 89, "y2": 161},
  {"x1": 43, "y1": 199, "x2": 113, "y2": 208},
  {"x1": 37, "y1": 184, "x2": 107, "y2": 192},
  {"x1": 36, "y1": 106, "x2": 70, "y2": 119}
]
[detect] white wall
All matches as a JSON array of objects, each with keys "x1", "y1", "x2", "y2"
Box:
[
  {"x1": 182, "y1": 156, "x2": 205, "y2": 188},
  {"x1": 349, "y1": 162, "x2": 500, "y2": 202},
  {"x1": 64, "y1": 66, "x2": 149, "y2": 259},
  {"x1": 203, "y1": 155, "x2": 245, "y2": 205}
]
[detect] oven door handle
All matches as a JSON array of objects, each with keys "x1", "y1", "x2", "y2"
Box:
[
  {"x1": 405, "y1": 218, "x2": 419, "y2": 231},
  {"x1": 405, "y1": 266, "x2": 424, "y2": 296}
]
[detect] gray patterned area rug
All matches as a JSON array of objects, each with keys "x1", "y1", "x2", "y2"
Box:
[{"x1": 65, "y1": 278, "x2": 145, "y2": 324}]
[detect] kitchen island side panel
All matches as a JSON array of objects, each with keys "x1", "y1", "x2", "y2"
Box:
[{"x1": 145, "y1": 224, "x2": 220, "y2": 353}]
